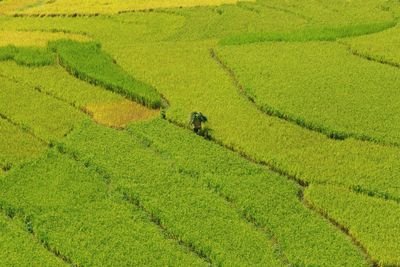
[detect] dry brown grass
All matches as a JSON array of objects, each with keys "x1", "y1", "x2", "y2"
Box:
[{"x1": 84, "y1": 100, "x2": 159, "y2": 128}]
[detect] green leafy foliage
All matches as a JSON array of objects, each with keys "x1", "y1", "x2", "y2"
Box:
[
  {"x1": 305, "y1": 185, "x2": 400, "y2": 266},
  {"x1": 0, "y1": 151, "x2": 208, "y2": 266},
  {"x1": 49, "y1": 39, "x2": 161, "y2": 108}
]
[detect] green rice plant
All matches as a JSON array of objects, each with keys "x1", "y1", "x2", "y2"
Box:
[
  {"x1": 0, "y1": 213, "x2": 66, "y2": 266},
  {"x1": 0, "y1": 77, "x2": 86, "y2": 142},
  {"x1": 219, "y1": 21, "x2": 396, "y2": 45},
  {"x1": 0, "y1": 45, "x2": 17, "y2": 61},
  {"x1": 0, "y1": 13, "x2": 184, "y2": 47},
  {"x1": 113, "y1": 41, "x2": 400, "y2": 201},
  {"x1": 0, "y1": 118, "x2": 46, "y2": 171},
  {"x1": 0, "y1": 45, "x2": 55, "y2": 66},
  {"x1": 48, "y1": 39, "x2": 161, "y2": 108},
  {"x1": 343, "y1": 23, "x2": 400, "y2": 68},
  {"x1": 0, "y1": 61, "x2": 124, "y2": 109},
  {"x1": 255, "y1": 0, "x2": 394, "y2": 26},
  {"x1": 13, "y1": 46, "x2": 56, "y2": 66},
  {"x1": 127, "y1": 118, "x2": 369, "y2": 267},
  {"x1": 304, "y1": 185, "x2": 400, "y2": 266},
  {"x1": 58, "y1": 121, "x2": 284, "y2": 266},
  {"x1": 11, "y1": 0, "x2": 243, "y2": 15},
  {"x1": 215, "y1": 42, "x2": 400, "y2": 146},
  {"x1": 0, "y1": 151, "x2": 208, "y2": 266},
  {"x1": 165, "y1": 4, "x2": 307, "y2": 41}
]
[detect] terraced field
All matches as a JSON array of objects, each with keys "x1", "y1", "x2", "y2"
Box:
[{"x1": 0, "y1": 0, "x2": 399, "y2": 266}]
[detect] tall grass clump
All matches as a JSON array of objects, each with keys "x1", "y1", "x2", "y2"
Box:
[{"x1": 49, "y1": 40, "x2": 161, "y2": 109}]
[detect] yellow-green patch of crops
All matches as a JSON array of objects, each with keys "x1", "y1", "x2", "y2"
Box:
[
  {"x1": 343, "y1": 23, "x2": 400, "y2": 68},
  {"x1": 58, "y1": 121, "x2": 284, "y2": 266},
  {"x1": 0, "y1": 213, "x2": 66, "y2": 266},
  {"x1": 49, "y1": 40, "x2": 161, "y2": 108},
  {"x1": 126, "y1": 118, "x2": 369, "y2": 267},
  {"x1": 215, "y1": 42, "x2": 400, "y2": 145},
  {"x1": 0, "y1": 61, "x2": 124, "y2": 109},
  {"x1": 304, "y1": 184, "x2": 400, "y2": 266},
  {"x1": 0, "y1": 118, "x2": 46, "y2": 171},
  {"x1": 0, "y1": 12, "x2": 184, "y2": 47},
  {"x1": 165, "y1": 4, "x2": 307, "y2": 41},
  {"x1": 0, "y1": 151, "x2": 207, "y2": 266},
  {"x1": 0, "y1": 77, "x2": 86, "y2": 142},
  {"x1": 0, "y1": 30, "x2": 90, "y2": 47},
  {"x1": 16, "y1": 0, "x2": 244, "y2": 15},
  {"x1": 112, "y1": 41, "x2": 400, "y2": 201},
  {"x1": 219, "y1": 21, "x2": 396, "y2": 45},
  {"x1": 255, "y1": 0, "x2": 394, "y2": 26}
]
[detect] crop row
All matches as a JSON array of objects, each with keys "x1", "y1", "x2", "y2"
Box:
[
  {"x1": 215, "y1": 42, "x2": 400, "y2": 146},
  {"x1": 0, "y1": 117, "x2": 46, "y2": 171},
  {"x1": 0, "y1": 212, "x2": 66, "y2": 266},
  {"x1": 219, "y1": 21, "x2": 396, "y2": 45},
  {"x1": 0, "y1": 45, "x2": 55, "y2": 66},
  {"x1": 0, "y1": 39, "x2": 162, "y2": 109},
  {"x1": 0, "y1": 61, "x2": 124, "y2": 109},
  {"x1": 304, "y1": 184, "x2": 400, "y2": 266},
  {"x1": 0, "y1": 151, "x2": 208, "y2": 266},
  {"x1": 255, "y1": 0, "x2": 394, "y2": 26},
  {"x1": 111, "y1": 41, "x2": 400, "y2": 201},
  {"x1": 0, "y1": 30, "x2": 89, "y2": 47},
  {"x1": 343, "y1": 24, "x2": 400, "y2": 69},
  {"x1": 56, "y1": 119, "x2": 369, "y2": 266},
  {"x1": 57, "y1": 121, "x2": 285, "y2": 266},
  {"x1": 0, "y1": 75, "x2": 86, "y2": 142},
  {"x1": 49, "y1": 40, "x2": 161, "y2": 108},
  {"x1": 9, "y1": 0, "x2": 241, "y2": 15}
]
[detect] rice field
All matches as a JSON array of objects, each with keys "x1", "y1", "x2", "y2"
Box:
[{"x1": 0, "y1": 0, "x2": 399, "y2": 266}]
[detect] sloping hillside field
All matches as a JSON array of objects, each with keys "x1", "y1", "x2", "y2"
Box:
[{"x1": 0, "y1": 0, "x2": 399, "y2": 266}]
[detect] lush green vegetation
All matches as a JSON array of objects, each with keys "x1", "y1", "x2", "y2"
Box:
[
  {"x1": 215, "y1": 42, "x2": 400, "y2": 145},
  {"x1": 0, "y1": 151, "x2": 208, "y2": 266},
  {"x1": 305, "y1": 185, "x2": 400, "y2": 266},
  {"x1": 0, "y1": 45, "x2": 55, "y2": 66},
  {"x1": 0, "y1": 61, "x2": 124, "y2": 109},
  {"x1": 219, "y1": 21, "x2": 396, "y2": 45},
  {"x1": 0, "y1": 0, "x2": 399, "y2": 265},
  {"x1": 0, "y1": 213, "x2": 66, "y2": 266},
  {"x1": 58, "y1": 121, "x2": 286, "y2": 266},
  {"x1": 0, "y1": 76, "x2": 86, "y2": 142},
  {"x1": 128, "y1": 119, "x2": 369, "y2": 266},
  {"x1": 112, "y1": 41, "x2": 400, "y2": 201},
  {"x1": 55, "y1": 119, "x2": 367, "y2": 266},
  {"x1": 49, "y1": 40, "x2": 161, "y2": 108},
  {"x1": 344, "y1": 24, "x2": 400, "y2": 67},
  {"x1": 0, "y1": 118, "x2": 45, "y2": 171},
  {"x1": 9, "y1": 0, "x2": 242, "y2": 15}
]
